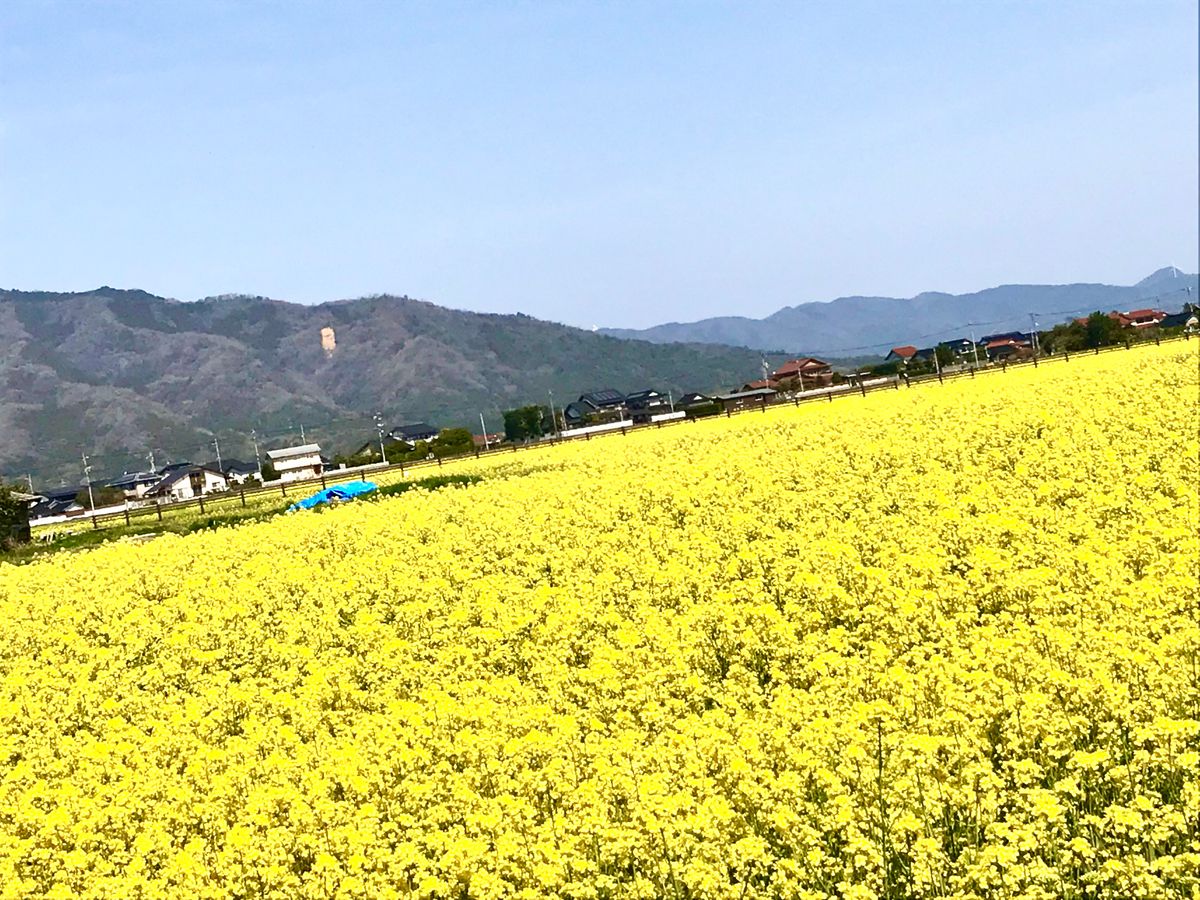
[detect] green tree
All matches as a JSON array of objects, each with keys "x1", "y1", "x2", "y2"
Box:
[
  {"x1": 431, "y1": 428, "x2": 474, "y2": 459},
  {"x1": 1084, "y1": 312, "x2": 1126, "y2": 349},
  {"x1": 503, "y1": 406, "x2": 546, "y2": 443},
  {"x1": 0, "y1": 483, "x2": 32, "y2": 548}
]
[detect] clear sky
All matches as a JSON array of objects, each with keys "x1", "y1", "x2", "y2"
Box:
[{"x1": 1, "y1": 1, "x2": 1196, "y2": 328}]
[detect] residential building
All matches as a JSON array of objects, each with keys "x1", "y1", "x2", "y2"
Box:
[
  {"x1": 886, "y1": 346, "x2": 918, "y2": 362},
  {"x1": 1124, "y1": 308, "x2": 1166, "y2": 328},
  {"x1": 715, "y1": 387, "x2": 775, "y2": 412},
  {"x1": 145, "y1": 465, "x2": 229, "y2": 501},
  {"x1": 106, "y1": 471, "x2": 163, "y2": 499},
  {"x1": 984, "y1": 339, "x2": 1032, "y2": 361},
  {"x1": 769, "y1": 357, "x2": 833, "y2": 387},
  {"x1": 218, "y1": 459, "x2": 261, "y2": 484},
  {"x1": 563, "y1": 389, "x2": 627, "y2": 427},
  {"x1": 266, "y1": 444, "x2": 324, "y2": 483},
  {"x1": 389, "y1": 423, "x2": 439, "y2": 445}
]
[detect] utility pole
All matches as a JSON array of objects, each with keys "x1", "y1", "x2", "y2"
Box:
[
  {"x1": 147, "y1": 449, "x2": 156, "y2": 472},
  {"x1": 374, "y1": 414, "x2": 388, "y2": 464},
  {"x1": 1028, "y1": 313, "x2": 1040, "y2": 355},
  {"x1": 300, "y1": 424, "x2": 306, "y2": 443},
  {"x1": 668, "y1": 390, "x2": 674, "y2": 412},
  {"x1": 479, "y1": 413, "x2": 490, "y2": 450},
  {"x1": 969, "y1": 326, "x2": 981, "y2": 368},
  {"x1": 212, "y1": 437, "x2": 223, "y2": 473},
  {"x1": 548, "y1": 390, "x2": 559, "y2": 438},
  {"x1": 81, "y1": 453, "x2": 96, "y2": 514},
  {"x1": 250, "y1": 430, "x2": 262, "y2": 479},
  {"x1": 761, "y1": 356, "x2": 770, "y2": 386},
  {"x1": 26, "y1": 474, "x2": 34, "y2": 494}
]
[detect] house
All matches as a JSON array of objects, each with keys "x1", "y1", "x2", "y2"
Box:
[
  {"x1": 769, "y1": 357, "x2": 833, "y2": 387},
  {"x1": 676, "y1": 392, "x2": 713, "y2": 408},
  {"x1": 624, "y1": 389, "x2": 668, "y2": 410},
  {"x1": 564, "y1": 389, "x2": 627, "y2": 427},
  {"x1": 266, "y1": 444, "x2": 324, "y2": 482},
  {"x1": 106, "y1": 471, "x2": 163, "y2": 499},
  {"x1": 145, "y1": 465, "x2": 229, "y2": 501},
  {"x1": 940, "y1": 338, "x2": 977, "y2": 356},
  {"x1": 29, "y1": 487, "x2": 86, "y2": 520},
  {"x1": 625, "y1": 389, "x2": 672, "y2": 424},
  {"x1": 886, "y1": 346, "x2": 918, "y2": 362},
  {"x1": 984, "y1": 339, "x2": 1032, "y2": 361},
  {"x1": 715, "y1": 387, "x2": 776, "y2": 412},
  {"x1": 1161, "y1": 305, "x2": 1200, "y2": 330},
  {"x1": 472, "y1": 432, "x2": 505, "y2": 449},
  {"x1": 1124, "y1": 308, "x2": 1166, "y2": 328},
  {"x1": 389, "y1": 423, "x2": 439, "y2": 445},
  {"x1": 218, "y1": 459, "x2": 261, "y2": 484},
  {"x1": 739, "y1": 379, "x2": 773, "y2": 391}
]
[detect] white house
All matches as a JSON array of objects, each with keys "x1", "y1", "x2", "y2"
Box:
[
  {"x1": 145, "y1": 466, "x2": 229, "y2": 502},
  {"x1": 267, "y1": 443, "x2": 324, "y2": 482}
]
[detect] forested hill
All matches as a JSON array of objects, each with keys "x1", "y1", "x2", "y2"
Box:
[
  {"x1": 0, "y1": 288, "x2": 773, "y2": 485},
  {"x1": 602, "y1": 268, "x2": 1199, "y2": 354}
]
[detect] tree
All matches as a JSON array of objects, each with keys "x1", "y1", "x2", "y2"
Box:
[
  {"x1": 1084, "y1": 312, "x2": 1126, "y2": 349},
  {"x1": 431, "y1": 428, "x2": 474, "y2": 459},
  {"x1": 503, "y1": 406, "x2": 547, "y2": 443},
  {"x1": 0, "y1": 483, "x2": 32, "y2": 548}
]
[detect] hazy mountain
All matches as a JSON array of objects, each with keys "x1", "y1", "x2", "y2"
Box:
[
  {"x1": 1, "y1": 288, "x2": 779, "y2": 486},
  {"x1": 602, "y1": 268, "x2": 1198, "y2": 355}
]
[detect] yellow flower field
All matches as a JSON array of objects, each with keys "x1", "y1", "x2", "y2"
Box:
[{"x1": 1, "y1": 344, "x2": 1197, "y2": 900}]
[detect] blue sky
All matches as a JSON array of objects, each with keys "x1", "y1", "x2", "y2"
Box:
[{"x1": 1, "y1": 1, "x2": 1196, "y2": 328}]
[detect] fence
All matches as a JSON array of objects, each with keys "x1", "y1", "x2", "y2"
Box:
[{"x1": 37, "y1": 332, "x2": 1194, "y2": 538}]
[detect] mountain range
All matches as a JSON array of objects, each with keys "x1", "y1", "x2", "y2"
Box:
[
  {"x1": 602, "y1": 267, "x2": 1197, "y2": 355},
  {"x1": 0, "y1": 288, "x2": 779, "y2": 486}
]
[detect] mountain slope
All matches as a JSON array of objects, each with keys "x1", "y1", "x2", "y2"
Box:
[
  {"x1": 603, "y1": 268, "x2": 1198, "y2": 354},
  {"x1": 1, "y1": 289, "x2": 775, "y2": 486}
]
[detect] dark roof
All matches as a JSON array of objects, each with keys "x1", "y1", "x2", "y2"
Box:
[
  {"x1": 624, "y1": 389, "x2": 665, "y2": 408},
  {"x1": 217, "y1": 458, "x2": 259, "y2": 475},
  {"x1": 1162, "y1": 310, "x2": 1198, "y2": 327},
  {"x1": 715, "y1": 388, "x2": 776, "y2": 401},
  {"x1": 41, "y1": 486, "x2": 84, "y2": 503},
  {"x1": 30, "y1": 497, "x2": 82, "y2": 518},
  {"x1": 107, "y1": 471, "x2": 162, "y2": 489},
  {"x1": 579, "y1": 389, "x2": 625, "y2": 408},
  {"x1": 158, "y1": 461, "x2": 193, "y2": 474},
  {"x1": 677, "y1": 392, "x2": 712, "y2": 406},
  {"x1": 390, "y1": 422, "x2": 439, "y2": 441},
  {"x1": 979, "y1": 331, "x2": 1031, "y2": 344}
]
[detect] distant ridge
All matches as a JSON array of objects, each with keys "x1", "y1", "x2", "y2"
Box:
[{"x1": 601, "y1": 268, "x2": 1198, "y2": 355}]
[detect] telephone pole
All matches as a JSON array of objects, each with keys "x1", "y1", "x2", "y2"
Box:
[
  {"x1": 147, "y1": 449, "x2": 156, "y2": 472},
  {"x1": 374, "y1": 414, "x2": 388, "y2": 464},
  {"x1": 479, "y1": 413, "x2": 490, "y2": 450},
  {"x1": 81, "y1": 453, "x2": 96, "y2": 514},
  {"x1": 548, "y1": 390, "x2": 559, "y2": 438},
  {"x1": 212, "y1": 437, "x2": 223, "y2": 473},
  {"x1": 250, "y1": 430, "x2": 262, "y2": 479}
]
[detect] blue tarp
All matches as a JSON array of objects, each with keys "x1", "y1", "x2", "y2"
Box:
[{"x1": 288, "y1": 480, "x2": 378, "y2": 512}]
